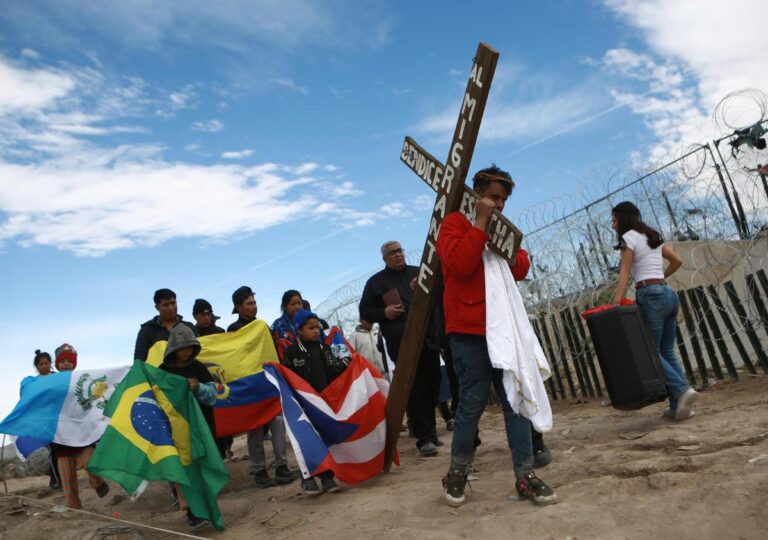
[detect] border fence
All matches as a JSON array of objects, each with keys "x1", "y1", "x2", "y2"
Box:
[{"x1": 318, "y1": 104, "x2": 768, "y2": 403}]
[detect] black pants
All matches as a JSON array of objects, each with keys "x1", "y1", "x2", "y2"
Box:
[
  {"x1": 532, "y1": 427, "x2": 544, "y2": 453},
  {"x1": 406, "y1": 348, "x2": 441, "y2": 448},
  {"x1": 441, "y1": 341, "x2": 459, "y2": 416}
]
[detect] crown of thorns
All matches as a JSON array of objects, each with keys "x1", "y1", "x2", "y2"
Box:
[{"x1": 473, "y1": 171, "x2": 514, "y2": 185}]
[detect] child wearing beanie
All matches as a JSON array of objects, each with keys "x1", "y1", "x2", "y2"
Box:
[
  {"x1": 50, "y1": 343, "x2": 111, "y2": 509},
  {"x1": 282, "y1": 309, "x2": 349, "y2": 496}
]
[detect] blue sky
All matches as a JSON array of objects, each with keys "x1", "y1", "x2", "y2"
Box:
[{"x1": 2, "y1": 0, "x2": 767, "y2": 419}]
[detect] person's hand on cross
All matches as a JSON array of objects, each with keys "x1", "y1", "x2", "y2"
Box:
[
  {"x1": 384, "y1": 304, "x2": 406, "y2": 320},
  {"x1": 474, "y1": 197, "x2": 495, "y2": 231}
]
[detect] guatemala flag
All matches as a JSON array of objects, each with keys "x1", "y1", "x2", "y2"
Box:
[
  {"x1": 263, "y1": 353, "x2": 394, "y2": 485},
  {"x1": 0, "y1": 367, "x2": 130, "y2": 456}
]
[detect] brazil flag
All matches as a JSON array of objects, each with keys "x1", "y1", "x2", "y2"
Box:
[{"x1": 88, "y1": 360, "x2": 228, "y2": 530}]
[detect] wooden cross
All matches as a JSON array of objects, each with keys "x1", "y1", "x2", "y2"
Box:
[{"x1": 384, "y1": 42, "x2": 522, "y2": 470}]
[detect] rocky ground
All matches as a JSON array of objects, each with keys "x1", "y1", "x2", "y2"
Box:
[{"x1": 2, "y1": 374, "x2": 767, "y2": 540}]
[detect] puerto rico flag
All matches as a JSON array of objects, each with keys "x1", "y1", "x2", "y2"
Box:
[{"x1": 263, "y1": 353, "x2": 395, "y2": 484}]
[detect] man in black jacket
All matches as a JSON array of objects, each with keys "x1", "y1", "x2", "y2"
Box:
[
  {"x1": 227, "y1": 286, "x2": 258, "y2": 332},
  {"x1": 359, "y1": 240, "x2": 441, "y2": 457},
  {"x1": 134, "y1": 288, "x2": 197, "y2": 361},
  {"x1": 192, "y1": 298, "x2": 225, "y2": 336},
  {"x1": 226, "y1": 285, "x2": 296, "y2": 488}
]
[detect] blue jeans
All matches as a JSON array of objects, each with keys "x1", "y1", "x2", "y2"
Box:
[
  {"x1": 636, "y1": 284, "x2": 691, "y2": 409},
  {"x1": 448, "y1": 333, "x2": 534, "y2": 478}
]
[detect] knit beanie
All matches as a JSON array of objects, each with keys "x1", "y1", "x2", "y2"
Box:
[
  {"x1": 293, "y1": 309, "x2": 319, "y2": 329},
  {"x1": 55, "y1": 343, "x2": 78, "y2": 370}
]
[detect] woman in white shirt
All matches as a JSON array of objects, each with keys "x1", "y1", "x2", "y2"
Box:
[{"x1": 610, "y1": 201, "x2": 698, "y2": 421}]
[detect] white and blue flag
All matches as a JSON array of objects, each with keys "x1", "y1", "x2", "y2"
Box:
[{"x1": 0, "y1": 367, "x2": 129, "y2": 458}]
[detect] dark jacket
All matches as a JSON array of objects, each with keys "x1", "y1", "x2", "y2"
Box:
[
  {"x1": 359, "y1": 264, "x2": 442, "y2": 362},
  {"x1": 197, "y1": 324, "x2": 225, "y2": 336},
  {"x1": 134, "y1": 315, "x2": 197, "y2": 361},
  {"x1": 227, "y1": 317, "x2": 255, "y2": 333},
  {"x1": 359, "y1": 264, "x2": 418, "y2": 362},
  {"x1": 282, "y1": 339, "x2": 348, "y2": 393}
]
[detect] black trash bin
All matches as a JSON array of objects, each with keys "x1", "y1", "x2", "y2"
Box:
[{"x1": 586, "y1": 305, "x2": 667, "y2": 410}]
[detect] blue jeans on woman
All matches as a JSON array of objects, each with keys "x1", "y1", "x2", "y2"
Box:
[
  {"x1": 636, "y1": 284, "x2": 691, "y2": 410},
  {"x1": 448, "y1": 333, "x2": 534, "y2": 478}
]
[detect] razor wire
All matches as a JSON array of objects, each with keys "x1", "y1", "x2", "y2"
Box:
[{"x1": 317, "y1": 89, "x2": 768, "y2": 397}]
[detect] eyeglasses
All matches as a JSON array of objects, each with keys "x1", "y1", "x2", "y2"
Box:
[{"x1": 386, "y1": 248, "x2": 404, "y2": 256}]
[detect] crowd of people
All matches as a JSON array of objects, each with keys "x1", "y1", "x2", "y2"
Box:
[{"x1": 17, "y1": 163, "x2": 696, "y2": 530}]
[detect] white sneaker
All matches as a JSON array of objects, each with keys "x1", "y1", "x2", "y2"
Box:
[
  {"x1": 674, "y1": 388, "x2": 698, "y2": 421},
  {"x1": 663, "y1": 407, "x2": 695, "y2": 420}
]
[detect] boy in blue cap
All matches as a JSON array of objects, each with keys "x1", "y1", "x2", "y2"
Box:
[{"x1": 282, "y1": 309, "x2": 349, "y2": 496}]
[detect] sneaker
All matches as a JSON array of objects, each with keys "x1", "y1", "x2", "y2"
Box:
[
  {"x1": 515, "y1": 473, "x2": 558, "y2": 506},
  {"x1": 187, "y1": 514, "x2": 209, "y2": 530},
  {"x1": 418, "y1": 442, "x2": 438, "y2": 457},
  {"x1": 446, "y1": 419, "x2": 455, "y2": 431},
  {"x1": 254, "y1": 469, "x2": 277, "y2": 488},
  {"x1": 442, "y1": 470, "x2": 468, "y2": 507},
  {"x1": 301, "y1": 477, "x2": 322, "y2": 497},
  {"x1": 434, "y1": 439, "x2": 445, "y2": 447},
  {"x1": 663, "y1": 407, "x2": 696, "y2": 420},
  {"x1": 533, "y1": 447, "x2": 552, "y2": 468},
  {"x1": 95, "y1": 481, "x2": 110, "y2": 498},
  {"x1": 320, "y1": 474, "x2": 340, "y2": 494},
  {"x1": 274, "y1": 465, "x2": 297, "y2": 485},
  {"x1": 674, "y1": 388, "x2": 698, "y2": 421}
]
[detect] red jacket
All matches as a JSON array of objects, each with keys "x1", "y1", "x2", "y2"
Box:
[{"x1": 436, "y1": 211, "x2": 530, "y2": 336}]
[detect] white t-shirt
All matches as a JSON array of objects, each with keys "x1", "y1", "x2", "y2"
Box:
[{"x1": 622, "y1": 229, "x2": 664, "y2": 283}]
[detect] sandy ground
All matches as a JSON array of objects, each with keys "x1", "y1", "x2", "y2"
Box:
[{"x1": 2, "y1": 374, "x2": 767, "y2": 540}]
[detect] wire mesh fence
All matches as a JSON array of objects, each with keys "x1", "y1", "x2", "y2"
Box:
[{"x1": 317, "y1": 95, "x2": 768, "y2": 402}]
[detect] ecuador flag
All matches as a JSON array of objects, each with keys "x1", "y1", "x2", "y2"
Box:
[
  {"x1": 88, "y1": 360, "x2": 228, "y2": 530},
  {"x1": 145, "y1": 320, "x2": 281, "y2": 436}
]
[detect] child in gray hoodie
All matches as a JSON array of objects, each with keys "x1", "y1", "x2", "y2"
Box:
[{"x1": 161, "y1": 324, "x2": 219, "y2": 530}]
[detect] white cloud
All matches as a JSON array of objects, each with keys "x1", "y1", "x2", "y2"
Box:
[
  {"x1": 0, "y1": 1, "x2": 393, "y2": 54},
  {"x1": 21, "y1": 48, "x2": 41, "y2": 59},
  {"x1": 0, "y1": 54, "x2": 75, "y2": 113},
  {"x1": 601, "y1": 0, "x2": 768, "y2": 159},
  {"x1": 0, "y1": 159, "x2": 361, "y2": 256},
  {"x1": 267, "y1": 78, "x2": 308, "y2": 95},
  {"x1": 379, "y1": 202, "x2": 411, "y2": 218},
  {"x1": 185, "y1": 143, "x2": 201, "y2": 152},
  {"x1": 413, "y1": 194, "x2": 433, "y2": 211},
  {"x1": 295, "y1": 163, "x2": 319, "y2": 175},
  {"x1": 328, "y1": 181, "x2": 361, "y2": 197},
  {"x1": 192, "y1": 119, "x2": 224, "y2": 133},
  {"x1": 168, "y1": 86, "x2": 197, "y2": 110},
  {"x1": 221, "y1": 149, "x2": 254, "y2": 159},
  {"x1": 0, "y1": 52, "x2": 378, "y2": 256},
  {"x1": 417, "y1": 84, "x2": 603, "y2": 145}
]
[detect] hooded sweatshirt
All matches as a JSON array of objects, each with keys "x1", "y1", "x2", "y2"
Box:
[{"x1": 160, "y1": 324, "x2": 218, "y2": 437}]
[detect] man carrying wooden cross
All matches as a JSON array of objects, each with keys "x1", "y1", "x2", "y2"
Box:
[{"x1": 437, "y1": 164, "x2": 558, "y2": 507}]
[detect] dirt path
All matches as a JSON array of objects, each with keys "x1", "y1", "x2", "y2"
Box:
[{"x1": 3, "y1": 375, "x2": 767, "y2": 540}]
